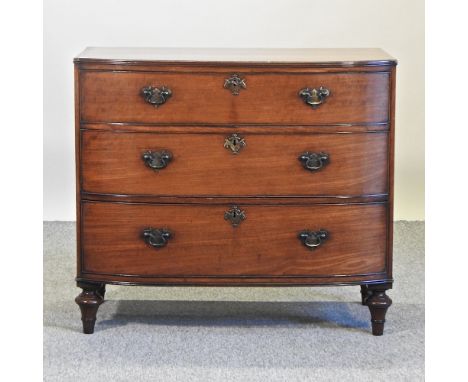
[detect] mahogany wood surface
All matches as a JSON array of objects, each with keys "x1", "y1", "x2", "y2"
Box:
[
  {"x1": 79, "y1": 63, "x2": 394, "y2": 74},
  {"x1": 75, "y1": 281, "x2": 104, "y2": 334},
  {"x1": 74, "y1": 48, "x2": 396, "y2": 334},
  {"x1": 365, "y1": 283, "x2": 393, "y2": 336},
  {"x1": 81, "y1": 130, "x2": 388, "y2": 196},
  {"x1": 82, "y1": 123, "x2": 389, "y2": 133},
  {"x1": 74, "y1": 66, "x2": 82, "y2": 277},
  {"x1": 80, "y1": 201, "x2": 387, "y2": 277},
  {"x1": 76, "y1": 273, "x2": 391, "y2": 286},
  {"x1": 81, "y1": 193, "x2": 388, "y2": 205},
  {"x1": 80, "y1": 71, "x2": 389, "y2": 125},
  {"x1": 386, "y1": 66, "x2": 396, "y2": 279}
]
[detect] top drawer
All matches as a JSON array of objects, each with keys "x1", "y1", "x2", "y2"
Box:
[{"x1": 80, "y1": 71, "x2": 390, "y2": 125}]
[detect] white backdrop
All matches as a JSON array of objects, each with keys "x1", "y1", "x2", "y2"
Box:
[{"x1": 44, "y1": 0, "x2": 424, "y2": 221}]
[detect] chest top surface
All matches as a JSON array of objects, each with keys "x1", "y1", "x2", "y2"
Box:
[{"x1": 74, "y1": 47, "x2": 396, "y2": 66}]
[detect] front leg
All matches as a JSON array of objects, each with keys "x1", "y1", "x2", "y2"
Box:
[
  {"x1": 97, "y1": 284, "x2": 106, "y2": 300},
  {"x1": 366, "y1": 283, "x2": 392, "y2": 336},
  {"x1": 360, "y1": 284, "x2": 372, "y2": 305},
  {"x1": 75, "y1": 281, "x2": 104, "y2": 334}
]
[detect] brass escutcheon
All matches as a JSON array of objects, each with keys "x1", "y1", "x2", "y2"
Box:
[
  {"x1": 224, "y1": 74, "x2": 247, "y2": 95},
  {"x1": 224, "y1": 206, "x2": 246, "y2": 227},
  {"x1": 224, "y1": 133, "x2": 246, "y2": 154}
]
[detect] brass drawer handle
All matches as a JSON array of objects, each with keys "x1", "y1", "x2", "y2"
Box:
[
  {"x1": 298, "y1": 229, "x2": 329, "y2": 250},
  {"x1": 142, "y1": 150, "x2": 173, "y2": 170},
  {"x1": 142, "y1": 228, "x2": 172, "y2": 249},
  {"x1": 298, "y1": 87, "x2": 330, "y2": 108},
  {"x1": 141, "y1": 85, "x2": 172, "y2": 107},
  {"x1": 299, "y1": 152, "x2": 329, "y2": 171},
  {"x1": 224, "y1": 133, "x2": 246, "y2": 154},
  {"x1": 224, "y1": 74, "x2": 246, "y2": 95}
]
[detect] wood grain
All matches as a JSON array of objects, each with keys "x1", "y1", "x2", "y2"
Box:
[
  {"x1": 81, "y1": 201, "x2": 387, "y2": 277},
  {"x1": 81, "y1": 193, "x2": 388, "y2": 205},
  {"x1": 78, "y1": 63, "x2": 394, "y2": 74},
  {"x1": 74, "y1": 49, "x2": 396, "y2": 335},
  {"x1": 81, "y1": 130, "x2": 388, "y2": 196},
  {"x1": 80, "y1": 71, "x2": 389, "y2": 125},
  {"x1": 76, "y1": 274, "x2": 391, "y2": 286},
  {"x1": 81, "y1": 123, "x2": 389, "y2": 133},
  {"x1": 75, "y1": 65, "x2": 82, "y2": 276},
  {"x1": 386, "y1": 66, "x2": 397, "y2": 278}
]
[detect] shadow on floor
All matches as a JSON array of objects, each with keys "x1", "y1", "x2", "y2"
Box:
[{"x1": 98, "y1": 300, "x2": 371, "y2": 332}]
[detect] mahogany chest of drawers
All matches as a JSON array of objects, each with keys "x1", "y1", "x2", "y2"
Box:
[{"x1": 74, "y1": 48, "x2": 397, "y2": 335}]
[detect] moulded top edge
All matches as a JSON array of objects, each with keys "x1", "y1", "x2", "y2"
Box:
[{"x1": 73, "y1": 47, "x2": 398, "y2": 66}]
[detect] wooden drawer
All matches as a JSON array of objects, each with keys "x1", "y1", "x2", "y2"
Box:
[
  {"x1": 81, "y1": 130, "x2": 388, "y2": 197},
  {"x1": 80, "y1": 71, "x2": 389, "y2": 125},
  {"x1": 81, "y1": 201, "x2": 387, "y2": 277}
]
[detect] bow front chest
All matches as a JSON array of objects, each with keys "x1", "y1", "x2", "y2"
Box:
[{"x1": 74, "y1": 48, "x2": 396, "y2": 335}]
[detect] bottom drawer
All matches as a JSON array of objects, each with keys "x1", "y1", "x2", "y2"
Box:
[{"x1": 80, "y1": 202, "x2": 387, "y2": 277}]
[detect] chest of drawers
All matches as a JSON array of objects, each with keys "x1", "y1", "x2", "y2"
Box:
[{"x1": 74, "y1": 48, "x2": 396, "y2": 335}]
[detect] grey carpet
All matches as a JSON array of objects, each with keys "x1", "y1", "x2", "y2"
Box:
[{"x1": 44, "y1": 221, "x2": 424, "y2": 382}]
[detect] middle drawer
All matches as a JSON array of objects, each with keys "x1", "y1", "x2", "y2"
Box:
[{"x1": 81, "y1": 130, "x2": 388, "y2": 196}]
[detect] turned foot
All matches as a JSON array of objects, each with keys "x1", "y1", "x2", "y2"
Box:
[
  {"x1": 75, "y1": 282, "x2": 104, "y2": 334},
  {"x1": 366, "y1": 283, "x2": 392, "y2": 336},
  {"x1": 360, "y1": 285, "x2": 372, "y2": 305},
  {"x1": 97, "y1": 284, "x2": 106, "y2": 300}
]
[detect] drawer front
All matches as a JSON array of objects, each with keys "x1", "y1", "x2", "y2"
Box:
[
  {"x1": 81, "y1": 202, "x2": 386, "y2": 277},
  {"x1": 80, "y1": 71, "x2": 389, "y2": 124},
  {"x1": 81, "y1": 130, "x2": 388, "y2": 196}
]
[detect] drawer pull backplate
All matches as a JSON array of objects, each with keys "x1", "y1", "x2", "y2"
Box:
[
  {"x1": 142, "y1": 150, "x2": 173, "y2": 170},
  {"x1": 142, "y1": 228, "x2": 172, "y2": 249},
  {"x1": 298, "y1": 229, "x2": 329, "y2": 250},
  {"x1": 299, "y1": 152, "x2": 329, "y2": 171},
  {"x1": 141, "y1": 85, "x2": 172, "y2": 107},
  {"x1": 298, "y1": 86, "x2": 330, "y2": 108}
]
